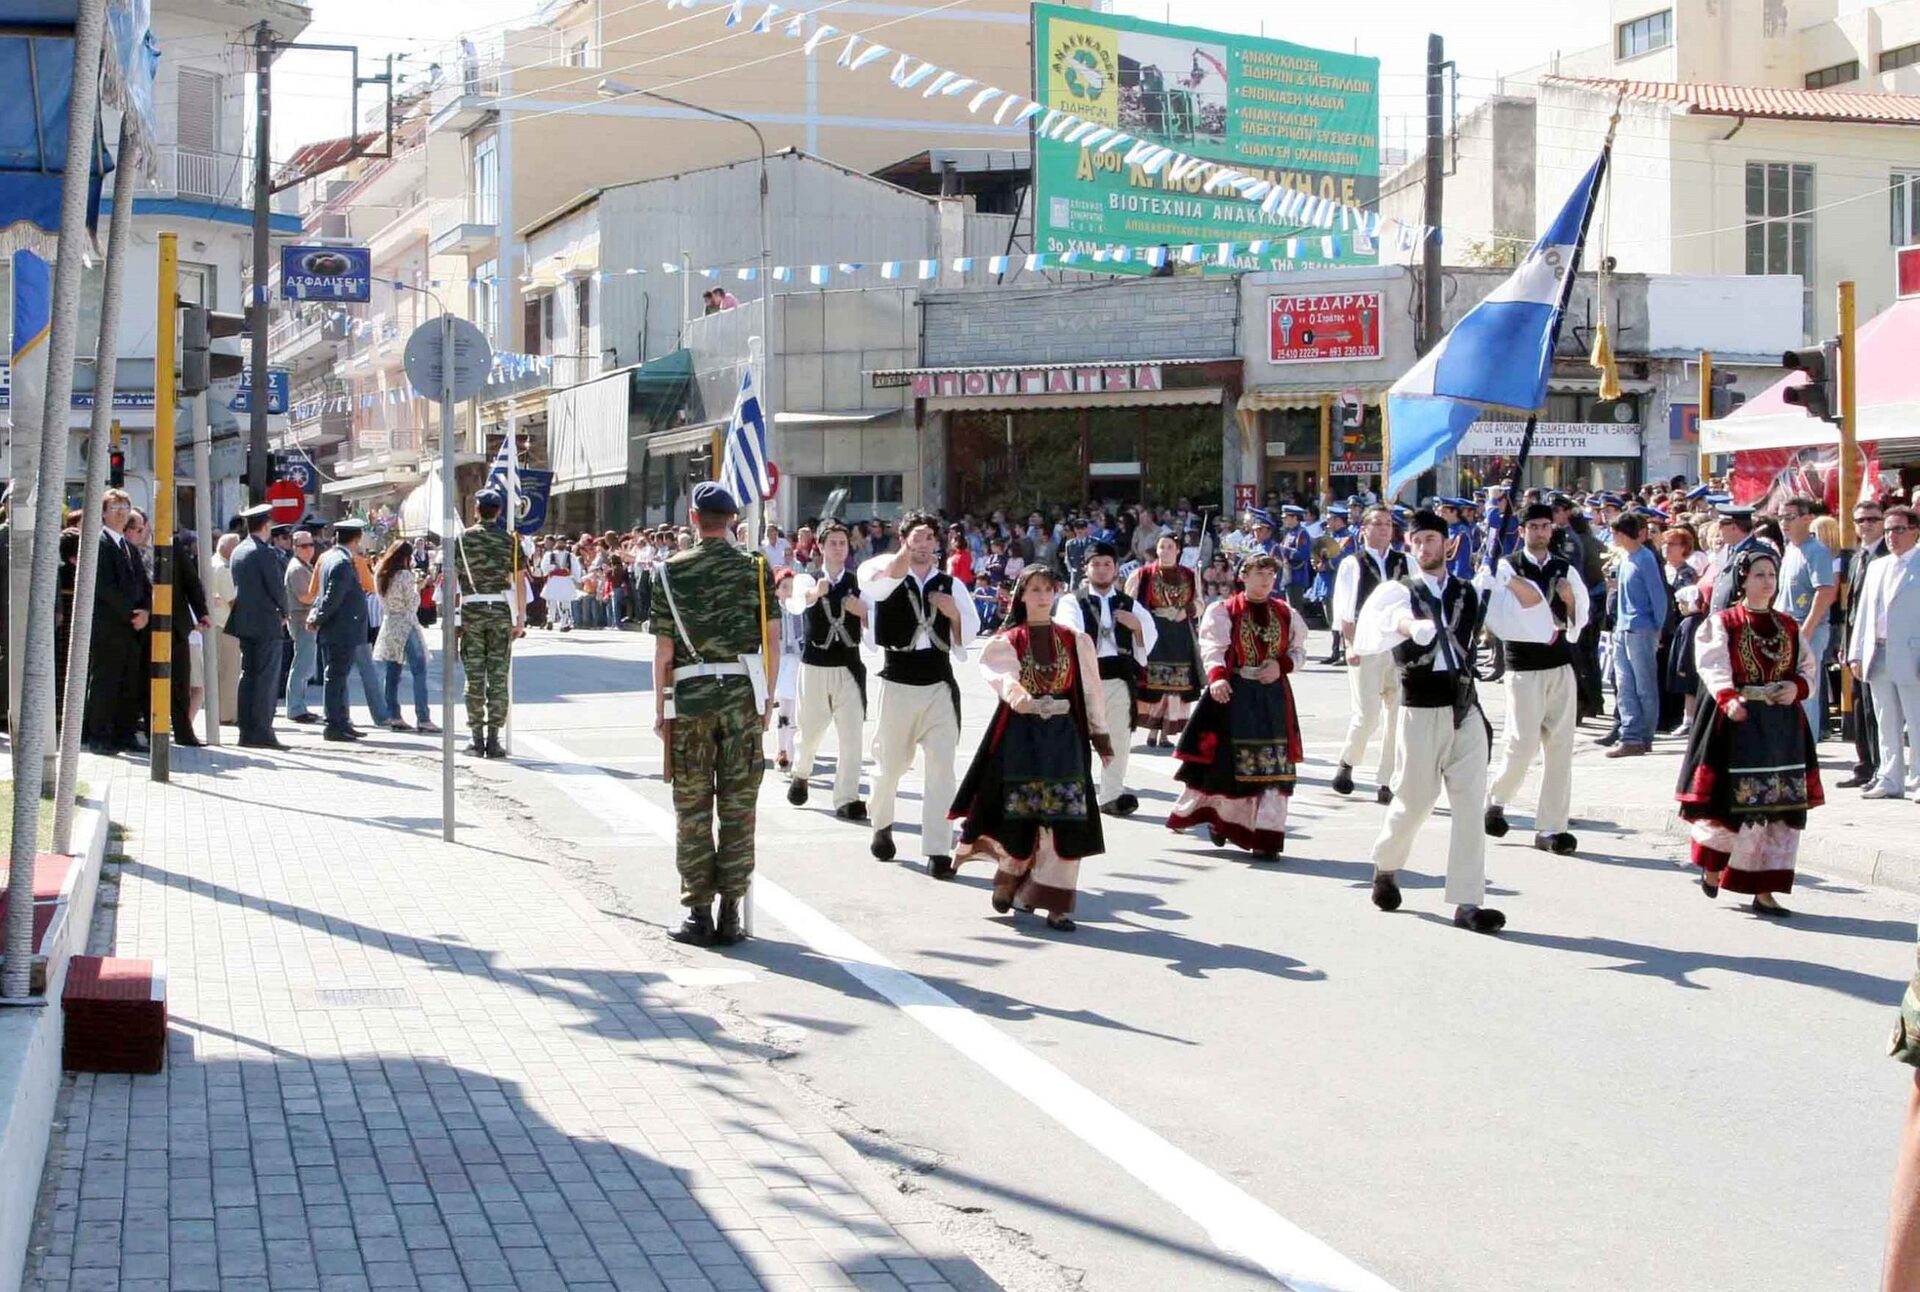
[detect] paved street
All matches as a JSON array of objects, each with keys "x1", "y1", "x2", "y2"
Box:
[
  {"x1": 20, "y1": 624, "x2": 1919, "y2": 1292},
  {"x1": 479, "y1": 626, "x2": 1920, "y2": 1292}
]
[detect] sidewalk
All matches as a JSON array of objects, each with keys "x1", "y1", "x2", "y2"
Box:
[{"x1": 20, "y1": 737, "x2": 991, "y2": 1292}]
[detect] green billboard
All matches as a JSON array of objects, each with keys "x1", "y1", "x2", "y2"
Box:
[{"x1": 1030, "y1": 4, "x2": 1380, "y2": 272}]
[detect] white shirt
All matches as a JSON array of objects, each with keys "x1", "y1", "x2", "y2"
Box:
[
  {"x1": 1054, "y1": 584, "x2": 1156, "y2": 665},
  {"x1": 1482, "y1": 551, "x2": 1591, "y2": 646},
  {"x1": 856, "y1": 554, "x2": 979, "y2": 657},
  {"x1": 1352, "y1": 571, "x2": 1457, "y2": 671},
  {"x1": 1331, "y1": 545, "x2": 1396, "y2": 634}
]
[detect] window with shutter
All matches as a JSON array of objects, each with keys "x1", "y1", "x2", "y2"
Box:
[{"x1": 177, "y1": 68, "x2": 219, "y2": 152}]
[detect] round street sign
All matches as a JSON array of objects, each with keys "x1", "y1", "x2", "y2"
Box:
[
  {"x1": 281, "y1": 458, "x2": 317, "y2": 493},
  {"x1": 266, "y1": 480, "x2": 305, "y2": 525},
  {"x1": 402, "y1": 316, "x2": 494, "y2": 404}
]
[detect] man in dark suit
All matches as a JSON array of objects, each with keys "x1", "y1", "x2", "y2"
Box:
[
  {"x1": 225, "y1": 503, "x2": 290, "y2": 749},
  {"x1": 171, "y1": 532, "x2": 211, "y2": 747},
  {"x1": 1840, "y1": 500, "x2": 1889, "y2": 788},
  {"x1": 307, "y1": 517, "x2": 370, "y2": 742},
  {"x1": 84, "y1": 488, "x2": 150, "y2": 753}
]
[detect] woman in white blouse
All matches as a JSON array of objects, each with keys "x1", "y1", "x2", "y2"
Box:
[{"x1": 371, "y1": 540, "x2": 438, "y2": 733}]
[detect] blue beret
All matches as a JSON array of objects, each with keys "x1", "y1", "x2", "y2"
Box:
[
  {"x1": 691, "y1": 481, "x2": 740, "y2": 515},
  {"x1": 474, "y1": 486, "x2": 504, "y2": 507}
]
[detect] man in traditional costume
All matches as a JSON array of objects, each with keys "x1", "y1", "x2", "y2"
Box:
[
  {"x1": 1127, "y1": 531, "x2": 1203, "y2": 747},
  {"x1": 1165, "y1": 553, "x2": 1307, "y2": 860},
  {"x1": 951, "y1": 566, "x2": 1114, "y2": 932},
  {"x1": 861, "y1": 512, "x2": 979, "y2": 877},
  {"x1": 785, "y1": 523, "x2": 868, "y2": 819},
  {"x1": 1679, "y1": 546, "x2": 1823, "y2": 915},
  {"x1": 1330, "y1": 505, "x2": 1407, "y2": 802},
  {"x1": 1055, "y1": 542, "x2": 1154, "y2": 816},
  {"x1": 1483, "y1": 502, "x2": 1591, "y2": 854},
  {"x1": 1354, "y1": 509, "x2": 1506, "y2": 933}
]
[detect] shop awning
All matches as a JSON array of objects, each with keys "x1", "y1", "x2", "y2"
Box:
[
  {"x1": 631, "y1": 347, "x2": 693, "y2": 424},
  {"x1": 774, "y1": 409, "x2": 899, "y2": 425},
  {"x1": 643, "y1": 419, "x2": 724, "y2": 456},
  {"x1": 1239, "y1": 382, "x2": 1392, "y2": 414},
  {"x1": 1702, "y1": 296, "x2": 1920, "y2": 452},
  {"x1": 321, "y1": 467, "x2": 419, "y2": 498},
  {"x1": 397, "y1": 465, "x2": 454, "y2": 536},
  {"x1": 548, "y1": 368, "x2": 630, "y2": 495}
]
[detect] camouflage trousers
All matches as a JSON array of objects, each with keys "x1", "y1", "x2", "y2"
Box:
[
  {"x1": 460, "y1": 610, "x2": 513, "y2": 730},
  {"x1": 670, "y1": 693, "x2": 765, "y2": 905}
]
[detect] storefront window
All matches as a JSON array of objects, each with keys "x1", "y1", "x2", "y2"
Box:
[
  {"x1": 948, "y1": 409, "x2": 1083, "y2": 516},
  {"x1": 1141, "y1": 405, "x2": 1222, "y2": 508},
  {"x1": 1257, "y1": 408, "x2": 1319, "y2": 457},
  {"x1": 794, "y1": 473, "x2": 904, "y2": 524}
]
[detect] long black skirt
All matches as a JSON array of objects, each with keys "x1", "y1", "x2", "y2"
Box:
[
  {"x1": 1172, "y1": 675, "x2": 1300, "y2": 799},
  {"x1": 952, "y1": 705, "x2": 1105, "y2": 862},
  {"x1": 1140, "y1": 620, "x2": 1202, "y2": 702}
]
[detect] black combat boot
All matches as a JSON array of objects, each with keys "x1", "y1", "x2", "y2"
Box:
[
  {"x1": 467, "y1": 726, "x2": 488, "y2": 757},
  {"x1": 714, "y1": 898, "x2": 745, "y2": 946},
  {"x1": 484, "y1": 729, "x2": 507, "y2": 759},
  {"x1": 670, "y1": 903, "x2": 716, "y2": 946}
]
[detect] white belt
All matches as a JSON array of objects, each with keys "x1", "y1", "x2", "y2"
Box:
[
  {"x1": 677, "y1": 661, "x2": 750, "y2": 680},
  {"x1": 464, "y1": 593, "x2": 510, "y2": 604}
]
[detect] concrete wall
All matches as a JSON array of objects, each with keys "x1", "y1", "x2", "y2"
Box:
[
  {"x1": 1379, "y1": 98, "x2": 1538, "y2": 256},
  {"x1": 920, "y1": 277, "x2": 1242, "y2": 367}
]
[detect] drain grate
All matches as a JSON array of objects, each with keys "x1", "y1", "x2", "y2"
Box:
[{"x1": 303, "y1": 987, "x2": 420, "y2": 1010}]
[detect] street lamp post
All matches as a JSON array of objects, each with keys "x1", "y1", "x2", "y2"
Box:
[{"x1": 598, "y1": 80, "x2": 775, "y2": 516}]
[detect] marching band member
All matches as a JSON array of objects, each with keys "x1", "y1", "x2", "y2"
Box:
[
  {"x1": 860, "y1": 512, "x2": 979, "y2": 877},
  {"x1": 784, "y1": 523, "x2": 868, "y2": 818}
]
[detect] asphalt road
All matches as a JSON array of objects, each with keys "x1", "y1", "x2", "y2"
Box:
[{"x1": 472, "y1": 624, "x2": 1919, "y2": 1292}]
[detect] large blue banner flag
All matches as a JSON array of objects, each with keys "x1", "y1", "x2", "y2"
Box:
[{"x1": 1385, "y1": 152, "x2": 1610, "y2": 493}]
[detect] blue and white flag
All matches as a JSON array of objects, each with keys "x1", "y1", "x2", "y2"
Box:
[
  {"x1": 722, "y1": 368, "x2": 773, "y2": 508},
  {"x1": 10, "y1": 251, "x2": 50, "y2": 446},
  {"x1": 488, "y1": 428, "x2": 520, "y2": 495},
  {"x1": 1385, "y1": 152, "x2": 1609, "y2": 493}
]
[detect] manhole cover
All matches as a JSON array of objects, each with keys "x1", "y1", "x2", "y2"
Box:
[{"x1": 303, "y1": 988, "x2": 419, "y2": 1010}]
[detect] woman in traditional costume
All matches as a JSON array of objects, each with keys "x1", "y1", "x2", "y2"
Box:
[
  {"x1": 1166, "y1": 553, "x2": 1308, "y2": 860},
  {"x1": 1676, "y1": 547, "x2": 1823, "y2": 916},
  {"x1": 1128, "y1": 532, "x2": 1204, "y2": 747},
  {"x1": 951, "y1": 566, "x2": 1114, "y2": 932}
]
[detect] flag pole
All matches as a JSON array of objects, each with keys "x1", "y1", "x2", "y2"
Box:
[
  {"x1": 502, "y1": 424, "x2": 520, "y2": 756},
  {"x1": 1483, "y1": 95, "x2": 1623, "y2": 577}
]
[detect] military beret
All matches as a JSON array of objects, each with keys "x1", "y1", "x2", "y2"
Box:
[
  {"x1": 475, "y1": 486, "x2": 504, "y2": 507},
  {"x1": 690, "y1": 481, "x2": 739, "y2": 515}
]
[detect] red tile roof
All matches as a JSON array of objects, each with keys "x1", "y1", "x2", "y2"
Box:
[
  {"x1": 1543, "y1": 75, "x2": 1920, "y2": 126},
  {"x1": 276, "y1": 132, "x2": 380, "y2": 186}
]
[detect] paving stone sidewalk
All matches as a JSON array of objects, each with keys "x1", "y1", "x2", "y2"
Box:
[{"x1": 21, "y1": 742, "x2": 986, "y2": 1292}]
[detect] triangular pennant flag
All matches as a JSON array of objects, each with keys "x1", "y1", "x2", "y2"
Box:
[
  {"x1": 809, "y1": 264, "x2": 829, "y2": 285},
  {"x1": 836, "y1": 34, "x2": 860, "y2": 67},
  {"x1": 1244, "y1": 180, "x2": 1273, "y2": 202},
  {"x1": 849, "y1": 42, "x2": 889, "y2": 70},
  {"x1": 900, "y1": 60, "x2": 939, "y2": 89},
  {"x1": 923, "y1": 70, "x2": 958, "y2": 97},
  {"x1": 1059, "y1": 250, "x2": 1081, "y2": 265},
  {"x1": 1114, "y1": 245, "x2": 1134, "y2": 264},
  {"x1": 736, "y1": 267, "x2": 757, "y2": 280},
  {"x1": 967, "y1": 87, "x2": 1002, "y2": 114},
  {"x1": 783, "y1": 11, "x2": 806, "y2": 37},
  {"x1": 1285, "y1": 237, "x2": 1301, "y2": 259},
  {"x1": 1079, "y1": 126, "x2": 1112, "y2": 149},
  {"x1": 994, "y1": 96, "x2": 1024, "y2": 125},
  {"x1": 773, "y1": 265, "x2": 794, "y2": 281},
  {"x1": 941, "y1": 77, "x2": 975, "y2": 97},
  {"x1": 1012, "y1": 102, "x2": 1043, "y2": 126},
  {"x1": 917, "y1": 259, "x2": 937, "y2": 279},
  {"x1": 1124, "y1": 140, "x2": 1155, "y2": 166},
  {"x1": 1098, "y1": 131, "x2": 1130, "y2": 153},
  {"x1": 803, "y1": 22, "x2": 836, "y2": 54},
  {"x1": 1321, "y1": 235, "x2": 1336, "y2": 258},
  {"x1": 1065, "y1": 121, "x2": 1099, "y2": 144},
  {"x1": 749, "y1": 4, "x2": 781, "y2": 35},
  {"x1": 951, "y1": 257, "x2": 974, "y2": 272},
  {"x1": 1248, "y1": 239, "x2": 1268, "y2": 257},
  {"x1": 880, "y1": 261, "x2": 902, "y2": 279},
  {"x1": 987, "y1": 255, "x2": 1010, "y2": 274},
  {"x1": 1215, "y1": 242, "x2": 1234, "y2": 264},
  {"x1": 1037, "y1": 108, "x2": 1061, "y2": 136},
  {"x1": 725, "y1": 0, "x2": 744, "y2": 25},
  {"x1": 1180, "y1": 244, "x2": 1201, "y2": 264}
]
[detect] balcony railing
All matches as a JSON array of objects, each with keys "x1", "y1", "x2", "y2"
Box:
[
  {"x1": 431, "y1": 194, "x2": 499, "y2": 238},
  {"x1": 148, "y1": 146, "x2": 245, "y2": 204}
]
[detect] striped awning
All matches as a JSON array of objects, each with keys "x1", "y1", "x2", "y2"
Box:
[{"x1": 1237, "y1": 382, "x2": 1392, "y2": 414}]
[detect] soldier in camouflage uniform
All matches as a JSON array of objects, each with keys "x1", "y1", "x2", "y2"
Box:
[
  {"x1": 454, "y1": 487, "x2": 524, "y2": 758},
  {"x1": 650, "y1": 481, "x2": 778, "y2": 948}
]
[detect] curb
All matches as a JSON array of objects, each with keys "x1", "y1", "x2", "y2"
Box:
[
  {"x1": 1572, "y1": 799, "x2": 1916, "y2": 897},
  {"x1": 0, "y1": 780, "x2": 113, "y2": 1292}
]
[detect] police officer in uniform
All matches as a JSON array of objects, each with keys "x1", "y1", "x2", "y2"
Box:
[
  {"x1": 454, "y1": 487, "x2": 525, "y2": 758},
  {"x1": 650, "y1": 482, "x2": 779, "y2": 948}
]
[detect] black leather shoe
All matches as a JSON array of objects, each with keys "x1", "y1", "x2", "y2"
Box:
[
  {"x1": 323, "y1": 728, "x2": 360, "y2": 742},
  {"x1": 1251, "y1": 848, "x2": 1280, "y2": 862},
  {"x1": 289, "y1": 713, "x2": 321, "y2": 725},
  {"x1": 870, "y1": 828, "x2": 896, "y2": 861},
  {"x1": 1534, "y1": 831, "x2": 1578, "y2": 855},
  {"x1": 1207, "y1": 827, "x2": 1226, "y2": 847},
  {"x1": 1331, "y1": 762, "x2": 1355, "y2": 795},
  {"x1": 1376, "y1": 785, "x2": 1394, "y2": 806},
  {"x1": 787, "y1": 779, "x2": 808, "y2": 806},
  {"x1": 833, "y1": 801, "x2": 867, "y2": 822},
  {"x1": 1701, "y1": 871, "x2": 1721, "y2": 900},
  {"x1": 928, "y1": 855, "x2": 956, "y2": 880},
  {"x1": 1595, "y1": 730, "x2": 1620, "y2": 748},
  {"x1": 714, "y1": 898, "x2": 745, "y2": 945},
  {"x1": 1484, "y1": 805, "x2": 1510, "y2": 838},
  {"x1": 670, "y1": 904, "x2": 716, "y2": 946},
  {"x1": 1453, "y1": 904, "x2": 1507, "y2": 933},
  {"x1": 1837, "y1": 771, "x2": 1873, "y2": 789},
  {"x1": 1108, "y1": 793, "x2": 1139, "y2": 817},
  {"x1": 239, "y1": 738, "x2": 289, "y2": 751},
  {"x1": 175, "y1": 733, "x2": 205, "y2": 748},
  {"x1": 1750, "y1": 898, "x2": 1792, "y2": 919},
  {"x1": 1370, "y1": 872, "x2": 1403, "y2": 912}
]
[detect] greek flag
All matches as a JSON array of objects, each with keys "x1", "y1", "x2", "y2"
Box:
[
  {"x1": 488, "y1": 430, "x2": 520, "y2": 494},
  {"x1": 10, "y1": 251, "x2": 50, "y2": 449},
  {"x1": 1385, "y1": 152, "x2": 1609, "y2": 493},
  {"x1": 722, "y1": 367, "x2": 772, "y2": 507}
]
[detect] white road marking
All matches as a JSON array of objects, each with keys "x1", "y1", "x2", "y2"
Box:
[{"x1": 516, "y1": 730, "x2": 1401, "y2": 1292}]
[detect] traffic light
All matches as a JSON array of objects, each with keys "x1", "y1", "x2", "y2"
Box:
[
  {"x1": 107, "y1": 446, "x2": 124, "y2": 487},
  {"x1": 179, "y1": 303, "x2": 250, "y2": 395},
  {"x1": 1781, "y1": 341, "x2": 1840, "y2": 424},
  {"x1": 1707, "y1": 370, "x2": 1743, "y2": 418}
]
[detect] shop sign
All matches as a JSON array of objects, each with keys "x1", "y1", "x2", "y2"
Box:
[
  {"x1": 1268, "y1": 292, "x2": 1383, "y2": 364},
  {"x1": 1233, "y1": 483, "x2": 1257, "y2": 511},
  {"x1": 1329, "y1": 459, "x2": 1381, "y2": 474},
  {"x1": 1456, "y1": 421, "x2": 1641, "y2": 458},
  {"x1": 909, "y1": 364, "x2": 1164, "y2": 400}
]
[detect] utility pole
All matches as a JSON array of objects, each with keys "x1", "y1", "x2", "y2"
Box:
[
  {"x1": 1697, "y1": 351, "x2": 1712, "y2": 485},
  {"x1": 151, "y1": 235, "x2": 179, "y2": 782},
  {"x1": 250, "y1": 20, "x2": 274, "y2": 507},
  {"x1": 1419, "y1": 33, "x2": 1445, "y2": 357}
]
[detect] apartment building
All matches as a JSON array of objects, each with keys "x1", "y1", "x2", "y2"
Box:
[
  {"x1": 1381, "y1": 0, "x2": 1920, "y2": 338},
  {"x1": 0, "y1": 0, "x2": 308, "y2": 528}
]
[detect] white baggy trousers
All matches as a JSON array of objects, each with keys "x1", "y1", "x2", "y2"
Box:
[
  {"x1": 792, "y1": 662, "x2": 864, "y2": 807},
  {"x1": 1487, "y1": 665, "x2": 1576, "y2": 835},
  {"x1": 869, "y1": 678, "x2": 958, "y2": 857},
  {"x1": 1370, "y1": 704, "x2": 1488, "y2": 907}
]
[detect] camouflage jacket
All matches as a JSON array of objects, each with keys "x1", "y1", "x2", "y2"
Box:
[
  {"x1": 649, "y1": 537, "x2": 777, "y2": 717},
  {"x1": 455, "y1": 524, "x2": 516, "y2": 617}
]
